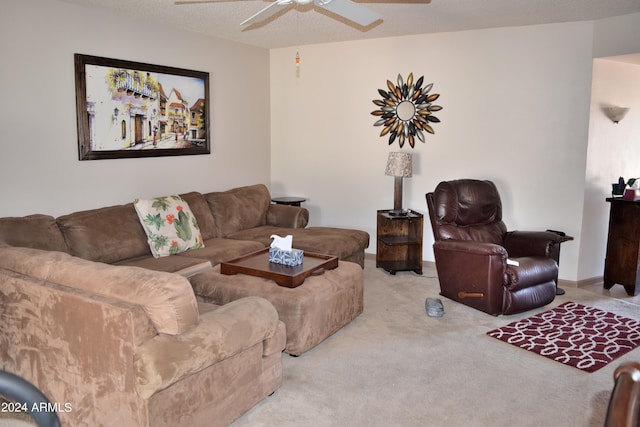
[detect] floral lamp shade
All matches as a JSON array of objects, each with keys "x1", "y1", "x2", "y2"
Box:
[
  {"x1": 385, "y1": 151, "x2": 413, "y2": 214},
  {"x1": 385, "y1": 152, "x2": 413, "y2": 177}
]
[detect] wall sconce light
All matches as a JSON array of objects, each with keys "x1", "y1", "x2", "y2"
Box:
[
  {"x1": 605, "y1": 106, "x2": 630, "y2": 124},
  {"x1": 112, "y1": 107, "x2": 119, "y2": 124},
  {"x1": 385, "y1": 151, "x2": 413, "y2": 216}
]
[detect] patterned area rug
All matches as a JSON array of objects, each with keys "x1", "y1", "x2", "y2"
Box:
[{"x1": 486, "y1": 302, "x2": 640, "y2": 372}]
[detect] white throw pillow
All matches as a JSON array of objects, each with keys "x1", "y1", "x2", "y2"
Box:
[{"x1": 134, "y1": 195, "x2": 204, "y2": 258}]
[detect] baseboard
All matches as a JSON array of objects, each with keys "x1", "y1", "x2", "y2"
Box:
[
  {"x1": 559, "y1": 276, "x2": 604, "y2": 289},
  {"x1": 423, "y1": 260, "x2": 436, "y2": 268},
  {"x1": 575, "y1": 276, "x2": 604, "y2": 289},
  {"x1": 558, "y1": 278, "x2": 577, "y2": 289}
]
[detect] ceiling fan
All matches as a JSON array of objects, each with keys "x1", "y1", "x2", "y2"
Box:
[{"x1": 175, "y1": 0, "x2": 429, "y2": 28}]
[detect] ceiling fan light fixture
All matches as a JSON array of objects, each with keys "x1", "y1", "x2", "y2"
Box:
[{"x1": 296, "y1": 0, "x2": 315, "y2": 4}]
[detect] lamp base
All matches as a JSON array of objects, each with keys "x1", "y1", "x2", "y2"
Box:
[{"x1": 387, "y1": 209, "x2": 409, "y2": 217}]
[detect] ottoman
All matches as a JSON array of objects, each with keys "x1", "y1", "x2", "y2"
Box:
[{"x1": 190, "y1": 261, "x2": 364, "y2": 356}]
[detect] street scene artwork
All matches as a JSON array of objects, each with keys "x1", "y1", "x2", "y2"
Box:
[{"x1": 75, "y1": 54, "x2": 210, "y2": 160}]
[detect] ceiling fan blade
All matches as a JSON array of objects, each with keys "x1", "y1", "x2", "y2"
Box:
[
  {"x1": 241, "y1": 0, "x2": 292, "y2": 26},
  {"x1": 316, "y1": 0, "x2": 381, "y2": 26},
  {"x1": 355, "y1": 0, "x2": 430, "y2": 3},
  {"x1": 175, "y1": 0, "x2": 235, "y2": 4}
]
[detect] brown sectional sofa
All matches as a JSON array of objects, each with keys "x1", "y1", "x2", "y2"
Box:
[
  {"x1": 0, "y1": 184, "x2": 368, "y2": 273},
  {"x1": 0, "y1": 246, "x2": 286, "y2": 427},
  {"x1": 0, "y1": 183, "x2": 369, "y2": 426}
]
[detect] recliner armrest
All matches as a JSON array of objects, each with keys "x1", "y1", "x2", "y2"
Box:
[
  {"x1": 267, "y1": 204, "x2": 309, "y2": 228},
  {"x1": 433, "y1": 239, "x2": 508, "y2": 280},
  {"x1": 503, "y1": 231, "x2": 560, "y2": 258},
  {"x1": 434, "y1": 239, "x2": 507, "y2": 257}
]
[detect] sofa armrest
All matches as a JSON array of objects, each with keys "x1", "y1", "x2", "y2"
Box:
[
  {"x1": 1, "y1": 270, "x2": 154, "y2": 426},
  {"x1": 134, "y1": 296, "x2": 280, "y2": 399},
  {"x1": 267, "y1": 204, "x2": 309, "y2": 228},
  {"x1": 503, "y1": 231, "x2": 560, "y2": 258}
]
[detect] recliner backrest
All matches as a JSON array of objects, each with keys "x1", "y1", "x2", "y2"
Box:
[{"x1": 427, "y1": 179, "x2": 507, "y2": 245}]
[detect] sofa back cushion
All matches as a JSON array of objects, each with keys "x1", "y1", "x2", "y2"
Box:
[
  {"x1": 179, "y1": 192, "x2": 217, "y2": 240},
  {"x1": 0, "y1": 214, "x2": 69, "y2": 252},
  {"x1": 57, "y1": 204, "x2": 151, "y2": 264},
  {"x1": 0, "y1": 246, "x2": 199, "y2": 335},
  {"x1": 204, "y1": 184, "x2": 271, "y2": 237}
]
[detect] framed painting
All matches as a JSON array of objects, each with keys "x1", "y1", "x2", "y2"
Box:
[{"x1": 74, "y1": 54, "x2": 210, "y2": 160}]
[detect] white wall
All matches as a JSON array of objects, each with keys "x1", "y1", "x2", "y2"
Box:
[
  {"x1": 3, "y1": 0, "x2": 640, "y2": 284},
  {"x1": 576, "y1": 12, "x2": 640, "y2": 281},
  {"x1": 0, "y1": 0, "x2": 271, "y2": 217},
  {"x1": 579, "y1": 60, "x2": 640, "y2": 280},
  {"x1": 270, "y1": 22, "x2": 595, "y2": 281}
]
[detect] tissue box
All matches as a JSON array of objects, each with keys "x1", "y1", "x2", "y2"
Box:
[{"x1": 269, "y1": 247, "x2": 304, "y2": 266}]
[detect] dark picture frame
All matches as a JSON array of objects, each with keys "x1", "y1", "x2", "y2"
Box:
[{"x1": 74, "y1": 54, "x2": 210, "y2": 160}]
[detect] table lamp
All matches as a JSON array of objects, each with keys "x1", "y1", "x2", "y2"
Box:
[{"x1": 385, "y1": 151, "x2": 412, "y2": 216}]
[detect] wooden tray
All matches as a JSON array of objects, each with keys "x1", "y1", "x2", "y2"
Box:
[{"x1": 220, "y1": 248, "x2": 338, "y2": 288}]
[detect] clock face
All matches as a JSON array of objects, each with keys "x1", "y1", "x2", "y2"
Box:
[{"x1": 371, "y1": 73, "x2": 442, "y2": 148}]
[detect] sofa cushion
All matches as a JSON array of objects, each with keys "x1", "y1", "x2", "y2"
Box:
[
  {"x1": 0, "y1": 246, "x2": 199, "y2": 335},
  {"x1": 0, "y1": 214, "x2": 68, "y2": 252},
  {"x1": 134, "y1": 195, "x2": 204, "y2": 258},
  {"x1": 177, "y1": 238, "x2": 264, "y2": 265},
  {"x1": 204, "y1": 184, "x2": 271, "y2": 237},
  {"x1": 57, "y1": 203, "x2": 151, "y2": 264},
  {"x1": 179, "y1": 192, "x2": 217, "y2": 241},
  {"x1": 113, "y1": 253, "x2": 212, "y2": 278}
]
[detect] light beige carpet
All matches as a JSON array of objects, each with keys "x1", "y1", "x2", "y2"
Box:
[{"x1": 232, "y1": 259, "x2": 640, "y2": 427}]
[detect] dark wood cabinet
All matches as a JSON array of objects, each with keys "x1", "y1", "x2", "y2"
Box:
[
  {"x1": 376, "y1": 209, "x2": 423, "y2": 275},
  {"x1": 604, "y1": 198, "x2": 640, "y2": 296}
]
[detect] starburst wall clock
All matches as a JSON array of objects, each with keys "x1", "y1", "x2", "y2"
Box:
[{"x1": 371, "y1": 73, "x2": 442, "y2": 148}]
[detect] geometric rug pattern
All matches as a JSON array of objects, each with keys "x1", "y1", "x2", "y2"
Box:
[{"x1": 487, "y1": 302, "x2": 640, "y2": 372}]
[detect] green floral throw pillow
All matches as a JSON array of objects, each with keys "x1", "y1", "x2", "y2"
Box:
[{"x1": 134, "y1": 195, "x2": 204, "y2": 258}]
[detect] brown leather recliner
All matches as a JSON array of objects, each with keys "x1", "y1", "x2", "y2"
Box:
[{"x1": 426, "y1": 179, "x2": 560, "y2": 315}]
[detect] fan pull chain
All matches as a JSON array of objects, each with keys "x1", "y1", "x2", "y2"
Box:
[{"x1": 295, "y1": 10, "x2": 300, "y2": 78}]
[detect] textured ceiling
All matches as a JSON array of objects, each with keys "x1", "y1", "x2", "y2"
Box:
[{"x1": 58, "y1": 0, "x2": 640, "y2": 49}]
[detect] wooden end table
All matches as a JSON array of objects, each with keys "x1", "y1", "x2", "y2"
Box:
[
  {"x1": 376, "y1": 209, "x2": 423, "y2": 275},
  {"x1": 271, "y1": 197, "x2": 306, "y2": 207}
]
